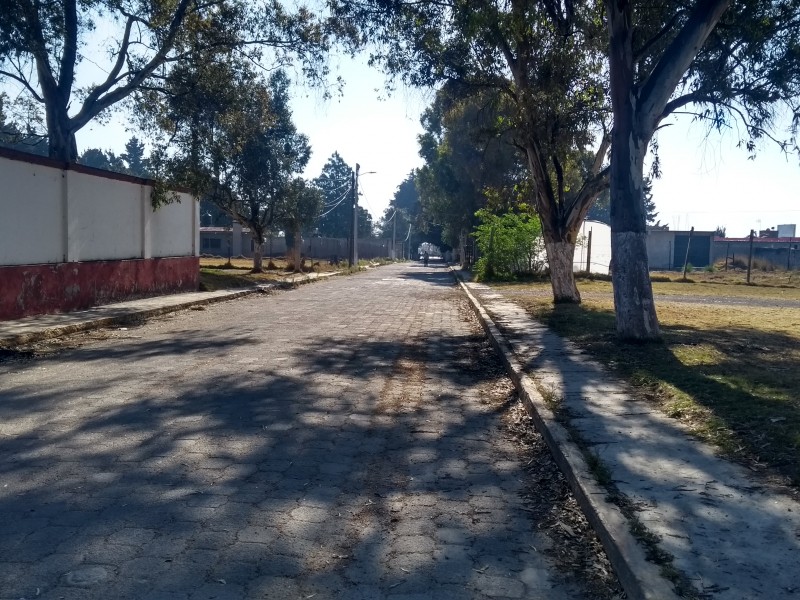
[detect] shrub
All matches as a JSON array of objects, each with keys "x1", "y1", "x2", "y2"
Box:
[{"x1": 473, "y1": 207, "x2": 545, "y2": 280}]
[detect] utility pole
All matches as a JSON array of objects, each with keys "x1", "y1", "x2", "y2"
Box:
[
  {"x1": 747, "y1": 229, "x2": 755, "y2": 283},
  {"x1": 349, "y1": 163, "x2": 360, "y2": 267},
  {"x1": 682, "y1": 226, "x2": 694, "y2": 280},
  {"x1": 585, "y1": 229, "x2": 593, "y2": 273},
  {"x1": 391, "y1": 210, "x2": 397, "y2": 260}
]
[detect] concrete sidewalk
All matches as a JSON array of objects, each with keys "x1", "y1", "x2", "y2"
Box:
[
  {"x1": 0, "y1": 271, "x2": 338, "y2": 347},
  {"x1": 457, "y1": 274, "x2": 800, "y2": 600}
]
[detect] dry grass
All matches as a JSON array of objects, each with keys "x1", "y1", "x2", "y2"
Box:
[
  {"x1": 199, "y1": 256, "x2": 343, "y2": 272},
  {"x1": 496, "y1": 276, "x2": 800, "y2": 486}
]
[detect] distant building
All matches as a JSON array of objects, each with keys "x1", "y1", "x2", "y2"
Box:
[
  {"x1": 713, "y1": 234, "x2": 800, "y2": 270},
  {"x1": 646, "y1": 229, "x2": 715, "y2": 270}
]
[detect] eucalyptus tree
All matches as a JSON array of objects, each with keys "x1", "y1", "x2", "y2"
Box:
[
  {"x1": 278, "y1": 177, "x2": 323, "y2": 270},
  {"x1": 0, "y1": 0, "x2": 343, "y2": 161},
  {"x1": 330, "y1": 0, "x2": 610, "y2": 302},
  {"x1": 146, "y1": 58, "x2": 311, "y2": 272},
  {"x1": 415, "y1": 84, "x2": 526, "y2": 265},
  {"x1": 604, "y1": 0, "x2": 800, "y2": 338}
]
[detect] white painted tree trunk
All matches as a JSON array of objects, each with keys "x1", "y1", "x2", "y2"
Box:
[
  {"x1": 252, "y1": 238, "x2": 263, "y2": 272},
  {"x1": 545, "y1": 240, "x2": 580, "y2": 303},
  {"x1": 291, "y1": 233, "x2": 303, "y2": 272},
  {"x1": 611, "y1": 232, "x2": 660, "y2": 339}
]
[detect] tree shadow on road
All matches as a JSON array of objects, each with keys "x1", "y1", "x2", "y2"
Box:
[{"x1": 0, "y1": 323, "x2": 619, "y2": 598}]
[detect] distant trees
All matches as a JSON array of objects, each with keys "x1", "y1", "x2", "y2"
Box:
[
  {"x1": 76, "y1": 136, "x2": 151, "y2": 176},
  {"x1": 415, "y1": 85, "x2": 525, "y2": 266},
  {"x1": 313, "y1": 153, "x2": 372, "y2": 239},
  {"x1": 144, "y1": 54, "x2": 314, "y2": 272},
  {"x1": 0, "y1": 93, "x2": 47, "y2": 156},
  {"x1": 279, "y1": 178, "x2": 323, "y2": 270},
  {"x1": 377, "y1": 173, "x2": 443, "y2": 259}
]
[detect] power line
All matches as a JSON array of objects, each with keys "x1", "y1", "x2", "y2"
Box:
[
  {"x1": 318, "y1": 186, "x2": 352, "y2": 217},
  {"x1": 322, "y1": 184, "x2": 352, "y2": 208}
]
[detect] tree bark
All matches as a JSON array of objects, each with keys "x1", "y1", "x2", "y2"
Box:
[
  {"x1": 251, "y1": 232, "x2": 263, "y2": 272},
  {"x1": 544, "y1": 237, "x2": 580, "y2": 303},
  {"x1": 291, "y1": 227, "x2": 303, "y2": 272},
  {"x1": 46, "y1": 110, "x2": 78, "y2": 162},
  {"x1": 607, "y1": 0, "x2": 660, "y2": 340}
]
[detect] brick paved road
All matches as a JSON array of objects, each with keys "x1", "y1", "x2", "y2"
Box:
[{"x1": 0, "y1": 263, "x2": 615, "y2": 599}]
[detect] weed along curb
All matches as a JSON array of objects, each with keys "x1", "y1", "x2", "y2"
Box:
[{"x1": 451, "y1": 269, "x2": 680, "y2": 600}]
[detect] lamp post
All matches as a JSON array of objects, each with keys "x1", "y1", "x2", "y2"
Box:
[{"x1": 348, "y1": 164, "x2": 376, "y2": 267}]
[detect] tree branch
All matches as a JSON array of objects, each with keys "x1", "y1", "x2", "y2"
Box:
[
  {"x1": 0, "y1": 69, "x2": 44, "y2": 102},
  {"x1": 81, "y1": 17, "x2": 135, "y2": 108},
  {"x1": 70, "y1": 0, "x2": 194, "y2": 130},
  {"x1": 637, "y1": 0, "x2": 730, "y2": 134},
  {"x1": 57, "y1": 0, "x2": 78, "y2": 97}
]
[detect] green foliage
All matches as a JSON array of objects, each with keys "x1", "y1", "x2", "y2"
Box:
[
  {"x1": 377, "y1": 172, "x2": 438, "y2": 254},
  {"x1": 0, "y1": 93, "x2": 47, "y2": 156},
  {"x1": 415, "y1": 85, "x2": 525, "y2": 254},
  {"x1": 143, "y1": 53, "x2": 312, "y2": 269},
  {"x1": 278, "y1": 178, "x2": 324, "y2": 236},
  {"x1": 473, "y1": 207, "x2": 544, "y2": 280},
  {"x1": 313, "y1": 153, "x2": 354, "y2": 238}
]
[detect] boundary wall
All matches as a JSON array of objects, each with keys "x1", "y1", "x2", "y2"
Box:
[{"x1": 0, "y1": 148, "x2": 199, "y2": 320}]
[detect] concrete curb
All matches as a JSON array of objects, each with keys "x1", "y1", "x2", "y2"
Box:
[
  {"x1": 0, "y1": 271, "x2": 340, "y2": 348},
  {"x1": 0, "y1": 288, "x2": 261, "y2": 347},
  {"x1": 452, "y1": 269, "x2": 680, "y2": 600}
]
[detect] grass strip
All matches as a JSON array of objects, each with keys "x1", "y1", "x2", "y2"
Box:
[{"x1": 497, "y1": 277, "x2": 800, "y2": 487}]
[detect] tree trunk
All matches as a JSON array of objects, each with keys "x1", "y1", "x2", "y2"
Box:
[
  {"x1": 291, "y1": 227, "x2": 303, "y2": 272},
  {"x1": 46, "y1": 107, "x2": 78, "y2": 162},
  {"x1": 252, "y1": 233, "x2": 263, "y2": 272},
  {"x1": 544, "y1": 237, "x2": 580, "y2": 303},
  {"x1": 607, "y1": 0, "x2": 661, "y2": 340}
]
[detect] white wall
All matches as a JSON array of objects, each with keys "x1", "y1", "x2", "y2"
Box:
[
  {"x1": 0, "y1": 152, "x2": 196, "y2": 266},
  {"x1": 575, "y1": 220, "x2": 612, "y2": 274},
  {"x1": 0, "y1": 154, "x2": 64, "y2": 265}
]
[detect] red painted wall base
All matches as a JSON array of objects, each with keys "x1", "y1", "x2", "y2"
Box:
[{"x1": 0, "y1": 257, "x2": 199, "y2": 321}]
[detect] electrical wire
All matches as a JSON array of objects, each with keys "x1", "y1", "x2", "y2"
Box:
[
  {"x1": 318, "y1": 186, "x2": 352, "y2": 218},
  {"x1": 321, "y1": 185, "x2": 352, "y2": 209}
]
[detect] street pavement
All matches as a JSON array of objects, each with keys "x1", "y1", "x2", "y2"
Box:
[{"x1": 0, "y1": 263, "x2": 614, "y2": 599}]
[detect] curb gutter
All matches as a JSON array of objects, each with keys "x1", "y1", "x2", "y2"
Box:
[
  {"x1": 1, "y1": 271, "x2": 341, "y2": 348},
  {"x1": 452, "y1": 270, "x2": 680, "y2": 600},
  {"x1": 0, "y1": 288, "x2": 261, "y2": 348}
]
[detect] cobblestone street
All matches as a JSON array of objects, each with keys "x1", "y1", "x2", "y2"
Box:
[{"x1": 0, "y1": 263, "x2": 619, "y2": 599}]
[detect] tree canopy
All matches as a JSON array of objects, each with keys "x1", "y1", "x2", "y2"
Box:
[
  {"x1": 330, "y1": 0, "x2": 611, "y2": 302},
  {"x1": 414, "y1": 84, "x2": 525, "y2": 262},
  {"x1": 0, "y1": 0, "x2": 349, "y2": 160},
  {"x1": 147, "y1": 55, "x2": 312, "y2": 271}
]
